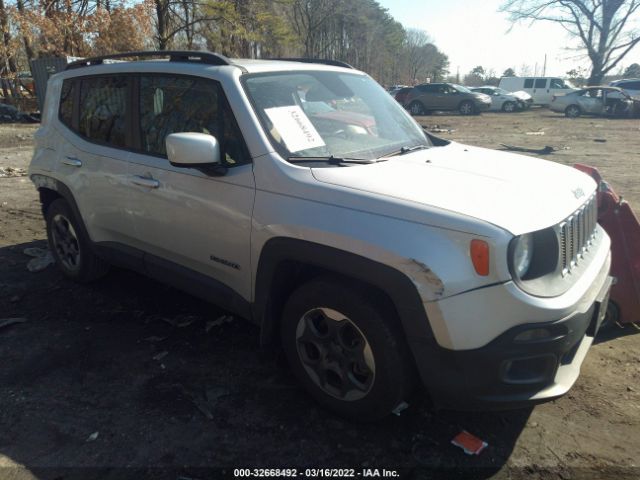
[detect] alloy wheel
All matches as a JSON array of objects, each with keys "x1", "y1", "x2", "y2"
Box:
[
  {"x1": 460, "y1": 102, "x2": 474, "y2": 115},
  {"x1": 51, "y1": 213, "x2": 81, "y2": 271}
]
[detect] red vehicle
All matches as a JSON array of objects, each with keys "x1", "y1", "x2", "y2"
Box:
[
  {"x1": 574, "y1": 164, "x2": 640, "y2": 327},
  {"x1": 394, "y1": 86, "x2": 414, "y2": 106}
]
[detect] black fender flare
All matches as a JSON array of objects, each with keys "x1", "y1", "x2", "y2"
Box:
[
  {"x1": 31, "y1": 174, "x2": 91, "y2": 240},
  {"x1": 253, "y1": 237, "x2": 436, "y2": 347}
]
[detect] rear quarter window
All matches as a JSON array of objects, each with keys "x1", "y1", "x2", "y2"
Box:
[
  {"x1": 524, "y1": 79, "x2": 534, "y2": 88},
  {"x1": 59, "y1": 79, "x2": 75, "y2": 128}
]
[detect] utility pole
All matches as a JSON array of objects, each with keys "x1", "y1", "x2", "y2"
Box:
[{"x1": 543, "y1": 54, "x2": 547, "y2": 76}]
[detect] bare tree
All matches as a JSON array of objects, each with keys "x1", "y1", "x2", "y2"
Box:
[{"x1": 501, "y1": 0, "x2": 640, "y2": 85}]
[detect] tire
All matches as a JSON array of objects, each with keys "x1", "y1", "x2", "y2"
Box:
[
  {"x1": 409, "y1": 100, "x2": 426, "y2": 116},
  {"x1": 45, "y1": 198, "x2": 109, "y2": 283},
  {"x1": 599, "y1": 301, "x2": 621, "y2": 333},
  {"x1": 502, "y1": 101, "x2": 516, "y2": 113},
  {"x1": 459, "y1": 101, "x2": 475, "y2": 115},
  {"x1": 565, "y1": 105, "x2": 581, "y2": 118},
  {"x1": 280, "y1": 276, "x2": 414, "y2": 420}
]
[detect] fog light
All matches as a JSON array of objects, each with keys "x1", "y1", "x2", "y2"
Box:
[
  {"x1": 514, "y1": 328, "x2": 551, "y2": 343},
  {"x1": 501, "y1": 355, "x2": 556, "y2": 384}
]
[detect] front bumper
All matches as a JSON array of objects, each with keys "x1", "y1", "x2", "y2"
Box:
[{"x1": 412, "y1": 274, "x2": 612, "y2": 410}]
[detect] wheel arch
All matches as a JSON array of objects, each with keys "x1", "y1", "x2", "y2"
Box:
[
  {"x1": 565, "y1": 104, "x2": 582, "y2": 117},
  {"x1": 32, "y1": 174, "x2": 91, "y2": 240},
  {"x1": 253, "y1": 238, "x2": 436, "y2": 350}
]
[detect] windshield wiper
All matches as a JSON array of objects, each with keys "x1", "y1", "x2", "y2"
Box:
[
  {"x1": 287, "y1": 155, "x2": 385, "y2": 165},
  {"x1": 379, "y1": 144, "x2": 430, "y2": 158}
]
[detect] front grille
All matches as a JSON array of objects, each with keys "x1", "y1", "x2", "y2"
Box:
[{"x1": 557, "y1": 195, "x2": 598, "y2": 275}]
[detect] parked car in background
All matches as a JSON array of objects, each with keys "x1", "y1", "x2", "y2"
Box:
[
  {"x1": 387, "y1": 85, "x2": 408, "y2": 96},
  {"x1": 393, "y1": 86, "x2": 413, "y2": 106},
  {"x1": 609, "y1": 78, "x2": 640, "y2": 98},
  {"x1": 405, "y1": 83, "x2": 491, "y2": 115},
  {"x1": 470, "y1": 86, "x2": 527, "y2": 112},
  {"x1": 499, "y1": 77, "x2": 577, "y2": 106},
  {"x1": 550, "y1": 86, "x2": 639, "y2": 118},
  {"x1": 509, "y1": 90, "x2": 533, "y2": 109}
]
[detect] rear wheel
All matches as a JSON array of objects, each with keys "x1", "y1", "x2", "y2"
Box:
[
  {"x1": 502, "y1": 101, "x2": 516, "y2": 113},
  {"x1": 45, "y1": 198, "x2": 109, "y2": 282},
  {"x1": 565, "y1": 105, "x2": 581, "y2": 118},
  {"x1": 281, "y1": 276, "x2": 413, "y2": 420},
  {"x1": 409, "y1": 100, "x2": 426, "y2": 116},
  {"x1": 459, "y1": 101, "x2": 475, "y2": 115}
]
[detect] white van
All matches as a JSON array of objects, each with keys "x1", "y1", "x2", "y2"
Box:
[{"x1": 499, "y1": 77, "x2": 577, "y2": 106}]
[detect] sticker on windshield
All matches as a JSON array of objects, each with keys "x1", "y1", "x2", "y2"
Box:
[{"x1": 265, "y1": 105, "x2": 326, "y2": 153}]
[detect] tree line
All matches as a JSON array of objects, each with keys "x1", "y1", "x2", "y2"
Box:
[{"x1": 0, "y1": 0, "x2": 449, "y2": 97}]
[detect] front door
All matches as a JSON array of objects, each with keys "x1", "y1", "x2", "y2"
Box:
[
  {"x1": 578, "y1": 88, "x2": 605, "y2": 115},
  {"x1": 126, "y1": 74, "x2": 255, "y2": 304}
]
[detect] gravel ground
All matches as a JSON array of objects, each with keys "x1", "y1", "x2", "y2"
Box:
[{"x1": 0, "y1": 111, "x2": 638, "y2": 480}]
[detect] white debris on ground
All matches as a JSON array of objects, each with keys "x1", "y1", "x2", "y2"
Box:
[
  {"x1": 0, "y1": 166, "x2": 27, "y2": 177},
  {"x1": 23, "y1": 247, "x2": 55, "y2": 272}
]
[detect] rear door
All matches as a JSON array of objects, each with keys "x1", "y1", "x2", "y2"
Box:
[
  {"x1": 126, "y1": 74, "x2": 255, "y2": 304},
  {"x1": 55, "y1": 75, "x2": 134, "y2": 246},
  {"x1": 523, "y1": 78, "x2": 535, "y2": 98}
]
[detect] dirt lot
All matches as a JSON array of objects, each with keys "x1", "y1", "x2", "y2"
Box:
[{"x1": 0, "y1": 110, "x2": 639, "y2": 480}]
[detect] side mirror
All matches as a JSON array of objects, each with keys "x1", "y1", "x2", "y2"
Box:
[{"x1": 166, "y1": 132, "x2": 221, "y2": 167}]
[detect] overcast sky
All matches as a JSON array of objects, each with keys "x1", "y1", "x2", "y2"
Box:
[{"x1": 377, "y1": 0, "x2": 640, "y2": 77}]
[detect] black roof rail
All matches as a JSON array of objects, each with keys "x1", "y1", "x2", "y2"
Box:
[
  {"x1": 65, "y1": 50, "x2": 240, "y2": 70},
  {"x1": 267, "y1": 57, "x2": 354, "y2": 69}
]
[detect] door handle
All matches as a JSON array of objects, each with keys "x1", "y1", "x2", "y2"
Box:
[
  {"x1": 62, "y1": 156, "x2": 82, "y2": 167},
  {"x1": 131, "y1": 176, "x2": 160, "y2": 188}
]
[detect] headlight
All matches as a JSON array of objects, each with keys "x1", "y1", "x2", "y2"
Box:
[{"x1": 512, "y1": 234, "x2": 534, "y2": 278}]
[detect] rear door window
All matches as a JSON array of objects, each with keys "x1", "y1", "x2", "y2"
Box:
[
  {"x1": 534, "y1": 78, "x2": 547, "y2": 88},
  {"x1": 78, "y1": 76, "x2": 128, "y2": 148},
  {"x1": 418, "y1": 84, "x2": 435, "y2": 93}
]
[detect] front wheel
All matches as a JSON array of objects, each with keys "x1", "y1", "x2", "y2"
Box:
[
  {"x1": 281, "y1": 277, "x2": 414, "y2": 420},
  {"x1": 459, "y1": 101, "x2": 475, "y2": 115},
  {"x1": 502, "y1": 101, "x2": 516, "y2": 113}
]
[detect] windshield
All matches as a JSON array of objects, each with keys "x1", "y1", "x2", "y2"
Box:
[
  {"x1": 243, "y1": 71, "x2": 430, "y2": 161},
  {"x1": 451, "y1": 84, "x2": 472, "y2": 93}
]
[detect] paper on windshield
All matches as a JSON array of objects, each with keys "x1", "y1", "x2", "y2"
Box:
[{"x1": 265, "y1": 105, "x2": 326, "y2": 153}]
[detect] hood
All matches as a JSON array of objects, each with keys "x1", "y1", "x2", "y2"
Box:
[
  {"x1": 512, "y1": 90, "x2": 532, "y2": 100},
  {"x1": 311, "y1": 143, "x2": 596, "y2": 235}
]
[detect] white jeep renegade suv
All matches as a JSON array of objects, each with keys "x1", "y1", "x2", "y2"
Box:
[{"x1": 29, "y1": 51, "x2": 612, "y2": 420}]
